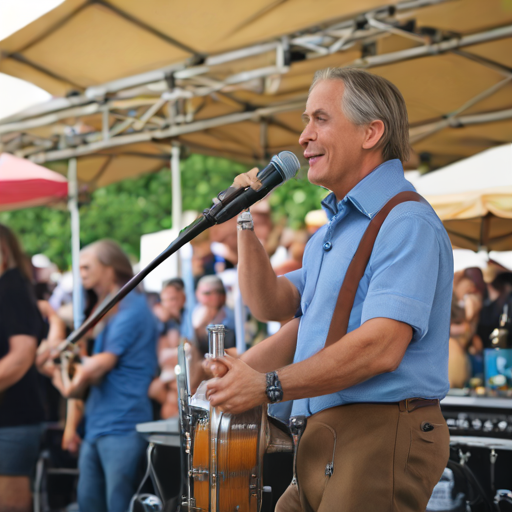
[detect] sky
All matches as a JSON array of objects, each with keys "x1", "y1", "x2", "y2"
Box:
[{"x1": 0, "y1": 0, "x2": 64, "y2": 120}]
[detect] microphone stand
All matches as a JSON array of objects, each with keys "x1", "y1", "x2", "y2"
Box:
[{"x1": 56, "y1": 185, "x2": 248, "y2": 356}]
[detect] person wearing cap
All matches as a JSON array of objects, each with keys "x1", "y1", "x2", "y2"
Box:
[{"x1": 205, "y1": 68, "x2": 453, "y2": 511}]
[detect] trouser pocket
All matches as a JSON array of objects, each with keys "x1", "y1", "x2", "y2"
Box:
[
  {"x1": 407, "y1": 418, "x2": 450, "y2": 487},
  {"x1": 297, "y1": 421, "x2": 337, "y2": 512},
  {"x1": 394, "y1": 406, "x2": 450, "y2": 512}
]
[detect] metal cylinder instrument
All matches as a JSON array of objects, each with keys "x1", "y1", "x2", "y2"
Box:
[{"x1": 177, "y1": 325, "x2": 292, "y2": 512}]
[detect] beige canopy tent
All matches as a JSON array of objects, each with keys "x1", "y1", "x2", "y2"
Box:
[
  {"x1": 0, "y1": 0, "x2": 511, "y2": 187},
  {"x1": 1, "y1": 0, "x2": 511, "y2": 342},
  {"x1": 415, "y1": 144, "x2": 512, "y2": 251},
  {"x1": 427, "y1": 190, "x2": 512, "y2": 251}
]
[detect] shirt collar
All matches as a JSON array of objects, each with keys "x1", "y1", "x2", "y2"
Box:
[{"x1": 321, "y1": 159, "x2": 412, "y2": 220}]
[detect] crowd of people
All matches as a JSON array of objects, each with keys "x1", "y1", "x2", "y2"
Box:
[
  {"x1": 1, "y1": 206, "x2": 512, "y2": 511},
  {"x1": 0, "y1": 206, "x2": 311, "y2": 512},
  {"x1": 448, "y1": 265, "x2": 512, "y2": 389}
]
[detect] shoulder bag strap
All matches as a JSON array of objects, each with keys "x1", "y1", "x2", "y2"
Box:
[{"x1": 324, "y1": 190, "x2": 423, "y2": 348}]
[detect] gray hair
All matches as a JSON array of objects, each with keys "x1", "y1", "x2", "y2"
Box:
[
  {"x1": 310, "y1": 68, "x2": 410, "y2": 163},
  {"x1": 197, "y1": 275, "x2": 225, "y2": 294}
]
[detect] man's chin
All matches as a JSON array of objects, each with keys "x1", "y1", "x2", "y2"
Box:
[{"x1": 307, "y1": 167, "x2": 325, "y2": 187}]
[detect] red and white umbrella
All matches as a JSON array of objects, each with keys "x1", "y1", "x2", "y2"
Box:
[{"x1": 0, "y1": 153, "x2": 68, "y2": 211}]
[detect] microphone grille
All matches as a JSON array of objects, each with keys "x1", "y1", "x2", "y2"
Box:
[{"x1": 272, "y1": 151, "x2": 301, "y2": 181}]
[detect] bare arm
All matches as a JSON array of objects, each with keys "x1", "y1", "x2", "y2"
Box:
[
  {"x1": 207, "y1": 317, "x2": 412, "y2": 414},
  {"x1": 38, "y1": 300, "x2": 66, "y2": 343},
  {"x1": 238, "y1": 229, "x2": 301, "y2": 322},
  {"x1": 276, "y1": 317, "x2": 412, "y2": 400},
  {"x1": 240, "y1": 317, "x2": 299, "y2": 371},
  {"x1": 233, "y1": 167, "x2": 301, "y2": 322},
  {"x1": 204, "y1": 317, "x2": 299, "y2": 378},
  {"x1": 57, "y1": 352, "x2": 118, "y2": 399},
  {"x1": 0, "y1": 335, "x2": 37, "y2": 392},
  {"x1": 62, "y1": 399, "x2": 84, "y2": 454}
]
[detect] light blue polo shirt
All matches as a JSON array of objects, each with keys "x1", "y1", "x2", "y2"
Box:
[{"x1": 284, "y1": 159, "x2": 453, "y2": 418}]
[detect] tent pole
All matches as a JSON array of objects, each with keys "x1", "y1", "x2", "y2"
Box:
[
  {"x1": 234, "y1": 275, "x2": 246, "y2": 354},
  {"x1": 171, "y1": 143, "x2": 182, "y2": 232},
  {"x1": 171, "y1": 143, "x2": 197, "y2": 340},
  {"x1": 171, "y1": 143, "x2": 183, "y2": 280},
  {"x1": 67, "y1": 158, "x2": 84, "y2": 330}
]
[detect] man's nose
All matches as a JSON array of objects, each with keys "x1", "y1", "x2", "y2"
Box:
[{"x1": 299, "y1": 123, "x2": 316, "y2": 147}]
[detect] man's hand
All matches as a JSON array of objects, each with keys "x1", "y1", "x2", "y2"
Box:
[
  {"x1": 206, "y1": 355, "x2": 267, "y2": 415},
  {"x1": 62, "y1": 428, "x2": 82, "y2": 456},
  {"x1": 58, "y1": 355, "x2": 86, "y2": 399},
  {"x1": 202, "y1": 356, "x2": 228, "y2": 379},
  {"x1": 232, "y1": 167, "x2": 259, "y2": 189},
  {"x1": 201, "y1": 348, "x2": 238, "y2": 379}
]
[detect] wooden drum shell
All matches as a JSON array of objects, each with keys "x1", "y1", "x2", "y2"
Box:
[{"x1": 189, "y1": 405, "x2": 292, "y2": 512}]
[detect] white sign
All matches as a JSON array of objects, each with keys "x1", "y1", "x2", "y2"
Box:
[{"x1": 139, "y1": 229, "x2": 180, "y2": 293}]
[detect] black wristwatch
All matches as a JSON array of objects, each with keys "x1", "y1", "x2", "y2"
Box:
[{"x1": 266, "y1": 371, "x2": 283, "y2": 403}]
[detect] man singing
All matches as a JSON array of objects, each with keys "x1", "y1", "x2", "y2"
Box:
[{"x1": 206, "y1": 68, "x2": 453, "y2": 512}]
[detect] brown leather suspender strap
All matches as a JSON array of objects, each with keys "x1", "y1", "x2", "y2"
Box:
[{"x1": 324, "y1": 191, "x2": 423, "y2": 348}]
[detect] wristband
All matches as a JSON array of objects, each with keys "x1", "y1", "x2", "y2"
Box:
[
  {"x1": 266, "y1": 371, "x2": 283, "y2": 403},
  {"x1": 237, "y1": 210, "x2": 254, "y2": 231}
]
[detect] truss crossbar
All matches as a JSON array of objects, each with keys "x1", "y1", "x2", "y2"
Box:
[
  {"x1": 25, "y1": 99, "x2": 306, "y2": 164},
  {"x1": 0, "y1": 0, "x2": 510, "y2": 164}
]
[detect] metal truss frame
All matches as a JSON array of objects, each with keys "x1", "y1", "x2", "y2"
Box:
[{"x1": 1, "y1": 0, "x2": 512, "y2": 165}]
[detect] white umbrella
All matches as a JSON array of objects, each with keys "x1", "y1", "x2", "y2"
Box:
[{"x1": 415, "y1": 144, "x2": 512, "y2": 196}]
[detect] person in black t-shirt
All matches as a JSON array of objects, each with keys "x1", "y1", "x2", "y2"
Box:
[{"x1": 0, "y1": 224, "x2": 45, "y2": 512}]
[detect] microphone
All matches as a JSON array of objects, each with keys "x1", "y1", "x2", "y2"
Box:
[{"x1": 207, "y1": 151, "x2": 301, "y2": 224}]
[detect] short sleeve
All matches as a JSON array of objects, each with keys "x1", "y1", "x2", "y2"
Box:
[
  {"x1": 283, "y1": 268, "x2": 305, "y2": 296},
  {"x1": 102, "y1": 299, "x2": 142, "y2": 357},
  {"x1": 2, "y1": 275, "x2": 42, "y2": 340},
  {"x1": 361, "y1": 212, "x2": 440, "y2": 340}
]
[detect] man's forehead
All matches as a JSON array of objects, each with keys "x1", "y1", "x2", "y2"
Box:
[
  {"x1": 304, "y1": 79, "x2": 344, "y2": 114},
  {"x1": 79, "y1": 249, "x2": 96, "y2": 263},
  {"x1": 162, "y1": 286, "x2": 182, "y2": 296}
]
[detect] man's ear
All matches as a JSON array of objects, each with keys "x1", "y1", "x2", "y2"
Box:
[{"x1": 362, "y1": 119, "x2": 385, "y2": 150}]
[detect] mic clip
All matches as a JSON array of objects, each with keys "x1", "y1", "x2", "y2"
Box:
[{"x1": 203, "y1": 185, "x2": 249, "y2": 224}]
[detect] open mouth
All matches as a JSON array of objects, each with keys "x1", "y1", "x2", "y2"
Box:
[{"x1": 306, "y1": 154, "x2": 324, "y2": 166}]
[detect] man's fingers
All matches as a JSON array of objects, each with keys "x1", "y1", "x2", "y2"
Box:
[
  {"x1": 208, "y1": 388, "x2": 230, "y2": 407},
  {"x1": 211, "y1": 363, "x2": 228, "y2": 378},
  {"x1": 207, "y1": 376, "x2": 234, "y2": 401},
  {"x1": 206, "y1": 377, "x2": 221, "y2": 395},
  {"x1": 212, "y1": 355, "x2": 234, "y2": 370},
  {"x1": 232, "y1": 167, "x2": 259, "y2": 189},
  {"x1": 203, "y1": 358, "x2": 229, "y2": 378}
]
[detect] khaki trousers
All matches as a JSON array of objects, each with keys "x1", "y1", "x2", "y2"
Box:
[{"x1": 276, "y1": 402, "x2": 449, "y2": 512}]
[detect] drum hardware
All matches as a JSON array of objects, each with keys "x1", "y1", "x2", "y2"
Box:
[
  {"x1": 459, "y1": 449, "x2": 471, "y2": 466},
  {"x1": 177, "y1": 325, "x2": 293, "y2": 512},
  {"x1": 495, "y1": 489, "x2": 512, "y2": 511},
  {"x1": 490, "y1": 449, "x2": 498, "y2": 493}
]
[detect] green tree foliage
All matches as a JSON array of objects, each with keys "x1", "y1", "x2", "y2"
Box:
[{"x1": 0, "y1": 154, "x2": 326, "y2": 269}]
